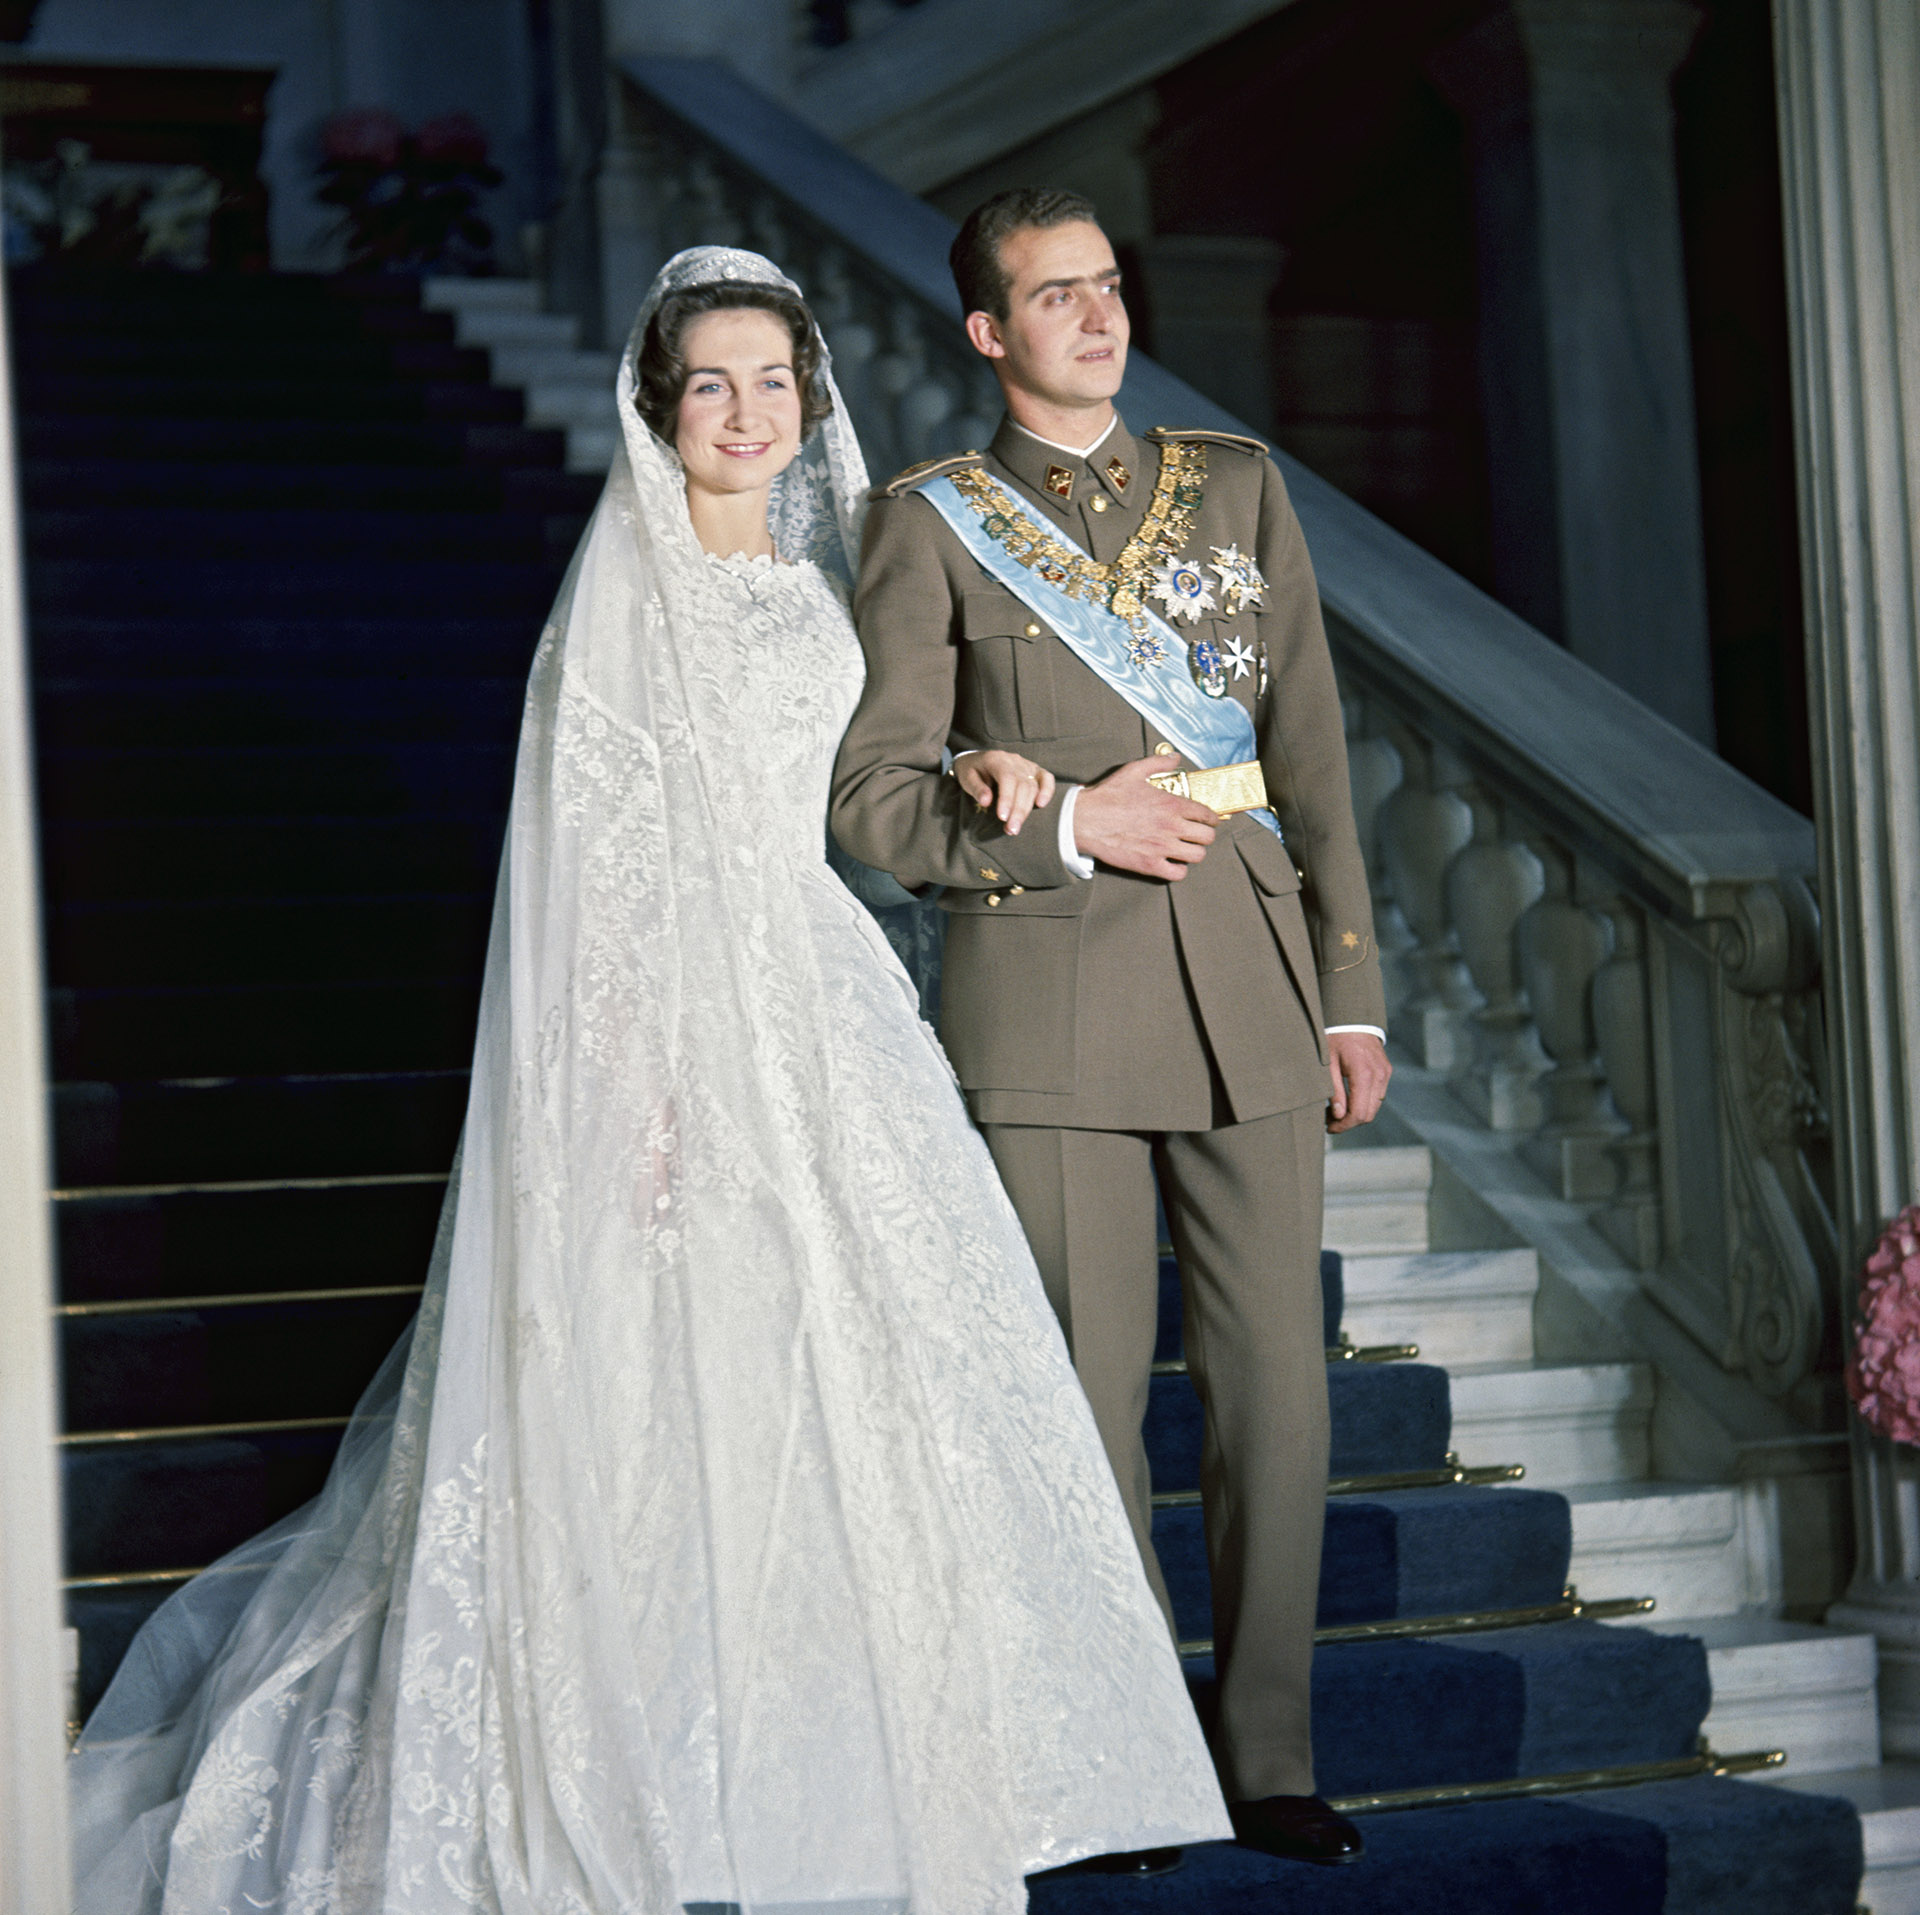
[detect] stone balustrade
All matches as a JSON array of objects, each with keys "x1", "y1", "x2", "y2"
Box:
[{"x1": 611, "y1": 55, "x2": 1839, "y2": 1423}]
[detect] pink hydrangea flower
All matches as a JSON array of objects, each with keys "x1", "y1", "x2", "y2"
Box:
[
  {"x1": 322, "y1": 108, "x2": 406, "y2": 169},
  {"x1": 1847, "y1": 1205, "x2": 1920, "y2": 1445}
]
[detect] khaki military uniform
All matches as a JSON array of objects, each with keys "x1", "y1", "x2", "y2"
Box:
[{"x1": 829, "y1": 414, "x2": 1383, "y2": 1801}]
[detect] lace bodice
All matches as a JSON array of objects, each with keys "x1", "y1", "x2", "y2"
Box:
[{"x1": 689, "y1": 552, "x2": 864, "y2": 856}]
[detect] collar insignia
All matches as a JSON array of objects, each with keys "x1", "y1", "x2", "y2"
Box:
[
  {"x1": 1044, "y1": 463, "x2": 1075, "y2": 499},
  {"x1": 1105, "y1": 456, "x2": 1131, "y2": 492}
]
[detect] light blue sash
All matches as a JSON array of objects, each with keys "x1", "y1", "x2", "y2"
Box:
[{"x1": 918, "y1": 472, "x2": 1280, "y2": 838}]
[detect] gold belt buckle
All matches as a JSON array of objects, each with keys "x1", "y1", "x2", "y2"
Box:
[{"x1": 1147, "y1": 758, "x2": 1268, "y2": 815}]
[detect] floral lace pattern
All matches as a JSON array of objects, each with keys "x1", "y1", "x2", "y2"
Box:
[{"x1": 69, "y1": 249, "x2": 1230, "y2": 1915}]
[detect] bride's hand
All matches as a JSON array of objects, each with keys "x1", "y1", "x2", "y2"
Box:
[{"x1": 955, "y1": 750, "x2": 1057, "y2": 837}]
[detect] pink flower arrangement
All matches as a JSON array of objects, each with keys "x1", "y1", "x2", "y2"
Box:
[
  {"x1": 416, "y1": 113, "x2": 490, "y2": 168},
  {"x1": 1848, "y1": 1205, "x2": 1920, "y2": 1444},
  {"x1": 320, "y1": 107, "x2": 405, "y2": 170}
]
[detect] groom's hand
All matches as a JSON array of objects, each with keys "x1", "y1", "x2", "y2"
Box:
[
  {"x1": 1073, "y1": 755, "x2": 1218, "y2": 881},
  {"x1": 1327, "y1": 1030, "x2": 1391, "y2": 1132}
]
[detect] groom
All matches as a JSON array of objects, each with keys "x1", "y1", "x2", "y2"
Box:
[{"x1": 830, "y1": 189, "x2": 1389, "y2": 1868}]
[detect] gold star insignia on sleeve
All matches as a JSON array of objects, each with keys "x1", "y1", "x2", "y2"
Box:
[{"x1": 1340, "y1": 931, "x2": 1360, "y2": 949}]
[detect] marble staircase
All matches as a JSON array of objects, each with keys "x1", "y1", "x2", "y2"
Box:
[
  {"x1": 1326, "y1": 1128, "x2": 1920, "y2": 1910},
  {"x1": 422, "y1": 278, "x2": 620, "y2": 473}
]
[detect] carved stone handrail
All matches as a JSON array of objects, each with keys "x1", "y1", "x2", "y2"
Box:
[{"x1": 611, "y1": 55, "x2": 1836, "y2": 1421}]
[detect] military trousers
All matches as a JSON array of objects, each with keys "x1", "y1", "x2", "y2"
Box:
[{"x1": 981, "y1": 1106, "x2": 1330, "y2": 1803}]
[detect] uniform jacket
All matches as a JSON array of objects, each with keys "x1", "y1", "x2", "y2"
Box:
[{"x1": 829, "y1": 413, "x2": 1383, "y2": 1131}]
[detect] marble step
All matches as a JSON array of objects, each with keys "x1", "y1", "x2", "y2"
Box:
[
  {"x1": 1323, "y1": 1141, "x2": 1433, "y2": 1256},
  {"x1": 563, "y1": 423, "x2": 621, "y2": 473},
  {"x1": 524, "y1": 384, "x2": 621, "y2": 433},
  {"x1": 1447, "y1": 1361, "x2": 1653, "y2": 1489},
  {"x1": 422, "y1": 279, "x2": 541, "y2": 315},
  {"x1": 1561, "y1": 1481, "x2": 1781, "y2": 1625},
  {"x1": 1778, "y1": 1763, "x2": 1920, "y2": 1914},
  {"x1": 1338, "y1": 1246, "x2": 1538, "y2": 1368},
  {"x1": 1652, "y1": 1617, "x2": 1880, "y2": 1778}
]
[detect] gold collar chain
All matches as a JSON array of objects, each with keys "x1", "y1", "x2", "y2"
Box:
[{"x1": 949, "y1": 442, "x2": 1207, "y2": 629}]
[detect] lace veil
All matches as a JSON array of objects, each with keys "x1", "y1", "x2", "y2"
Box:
[{"x1": 68, "y1": 248, "x2": 1069, "y2": 1913}]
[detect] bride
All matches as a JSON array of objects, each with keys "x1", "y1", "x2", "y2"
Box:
[{"x1": 68, "y1": 246, "x2": 1230, "y2": 1913}]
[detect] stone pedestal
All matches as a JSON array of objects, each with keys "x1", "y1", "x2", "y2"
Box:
[
  {"x1": 1429, "y1": 0, "x2": 1716, "y2": 744},
  {"x1": 1138, "y1": 234, "x2": 1287, "y2": 436},
  {"x1": 1771, "y1": 0, "x2": 1920, "y2": 1755}
]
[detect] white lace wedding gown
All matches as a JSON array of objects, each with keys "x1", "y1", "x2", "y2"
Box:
[{"x1": 68, "y1": 248, "x2": 1229, "y2": 1915}]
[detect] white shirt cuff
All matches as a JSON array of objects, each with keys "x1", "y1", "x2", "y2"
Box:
[
  {"x1": 1326, "y1": 1024, "x2": 1386, "y2": 1042},
  {"x1": 1058, "y1": 784, "x2": 1094, "y2": 879}
]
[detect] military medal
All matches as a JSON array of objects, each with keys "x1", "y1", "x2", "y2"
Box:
[
  {"x1": 1147, "y1": 556, "x2": 1216, "y2": 623},
  {"x1": 1187, "y1": 633, "x2": 1229, "y2": 698},
  {"x1": 1208, "y1": 543, "x2": 1267, "y2": 615},
  {"x1": 1224, "y1": 635, "x2": 1256, "y2": 681},
  {"x1": 1126, "y1": 629, "x2": 1167, "y2": 669},
  {"x1": 1044, "y1": 463, "x2": 1075, "y2": 499}
]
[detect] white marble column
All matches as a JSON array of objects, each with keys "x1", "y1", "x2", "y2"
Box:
[
  {"x1": 0, "y1": 286, "x2": 72, "y2": 1902},
  {"x1": 1774, "y1": 0, "x2": 1920, "y2": 1755},
  {"x1": 1429, "y1": 0, "x2": 1717, "y2": 744}
]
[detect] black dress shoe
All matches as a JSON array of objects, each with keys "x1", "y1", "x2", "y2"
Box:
[
  {"x1": 1069, "y1": 1847, "x2": 1184, "y2": 1876},
  {"x1": 1229, "y1": 1795, "x2": 1364, "y2": 1865}
]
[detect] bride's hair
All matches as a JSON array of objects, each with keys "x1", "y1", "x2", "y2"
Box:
[{"x1": 635, "y1": 282, "x2": 833, "y2": 442}]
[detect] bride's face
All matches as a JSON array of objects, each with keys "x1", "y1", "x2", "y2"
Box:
[{"x1": 673, "y1": 309, "x2": 805, "y2": 501}]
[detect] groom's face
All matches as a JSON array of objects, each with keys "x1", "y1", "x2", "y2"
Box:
[{"x1": 968, "y1": 220, "x2": 1129, "y2": 411}]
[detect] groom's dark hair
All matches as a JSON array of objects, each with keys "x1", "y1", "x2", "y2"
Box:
[{"x1": 950, "y1": 187, "x2": 1101, "y2": 323}]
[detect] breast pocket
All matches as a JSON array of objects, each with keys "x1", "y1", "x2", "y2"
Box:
[{"x1": 959, "y1": 590, "x2": 1060, "y2": 740}]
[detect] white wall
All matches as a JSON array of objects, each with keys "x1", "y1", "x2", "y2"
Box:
[{"x1": 28, "y1": 0, "x2": 544, "y2": 269}]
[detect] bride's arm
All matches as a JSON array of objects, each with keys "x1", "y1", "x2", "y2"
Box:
[
  {"x1": 831, "y1": 493, "x2": 1074, "y2": 895},
  {"x1": 952, "y1": 750, "x2": 1056, "y2": 836}
]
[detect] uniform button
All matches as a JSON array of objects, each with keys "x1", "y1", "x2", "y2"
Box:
[
  {"x1": 1024, "y1": 621, "x2": 1043, "y2": 638},
  {"x1": 1295, "y1": 867, "x2": 1306, "y2": 883},
  {"x1": 1154, "y1": 741, "x2": 1177, "y2": 756},
  {"x1": 1010, "y1": 885, "x2": 1025, "y2": 895},
  {"x1": 986, "y1": 893, "x2": 1002, "y2": 907},
  {"x1": 1089, "y1": 494, "x2": 1111, "y2": 513}
]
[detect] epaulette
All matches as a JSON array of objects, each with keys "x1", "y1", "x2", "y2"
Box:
[
  {"x1": 1147, "y1": 425, "x2": 1270, "y2": 457},
  {"x1": 871, "y1": 451, "x2": 985, "y2": 501}
]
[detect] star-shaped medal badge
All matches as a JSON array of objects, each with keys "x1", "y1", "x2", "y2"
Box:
[
  {"x1": 1208, "y1": 543, "x2": 1268, "y2": 616},
  {"x1": 1147, "y1": 556, "x2": 1217, "y2": 624},
  {"x1": 1224, "y1": 636, "x2": 1256, "y2": 681}
]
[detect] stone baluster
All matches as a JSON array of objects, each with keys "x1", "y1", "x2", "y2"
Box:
[
  {"x1": 1378, "y1": 728, "x2": 1476, "y2": 1069},
  {"x1": 746, "y1": 195, "x2": 795, "y2": 277},
  {"x1": 1590, "y1": 896, "x2": 1662, "y2": 1268},
  {"x1": 949, "y1": 365, "x2": 1003, "y2": 458},
  {"x1": 1517, "y1": 840, "x2": 1627, "y2": 1198},
  {"x1": 812, "y1": 249, "x2": 881, "y2": 440},
  {"x1": 866, "y1": 306, "x2": 935, "y2": 478},
  {"x1": 1444, "y1": 784, "x2": 1548, "y2": 1130},
  {"x1": 597, "y1": 115, "x2": 669, "y2": 350},
  {"x1": 896, "y1": 352, "x2": 959, "y2": 465},
  {"x1": 681, "y1": 151, "x2": 744, "y2": 250},
  {"x1": 1342, "y1": 698, "x2": 1413, "y2": 1021}
]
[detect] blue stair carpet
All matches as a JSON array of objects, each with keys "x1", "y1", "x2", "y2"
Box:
[
  {"x1": 1029, "y1": 1780, "x2": 1861, "y2": 1915},
  {"x1": 1179, "y1": 1623, "x2": 1709, "y2": 1797},
  {"x1": 23, "y1": 265, "x2": 1860, "y2": 1910},
  {"x1": 1156, "y1": 1486, "x2": 1573, "y2": 1637}
]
